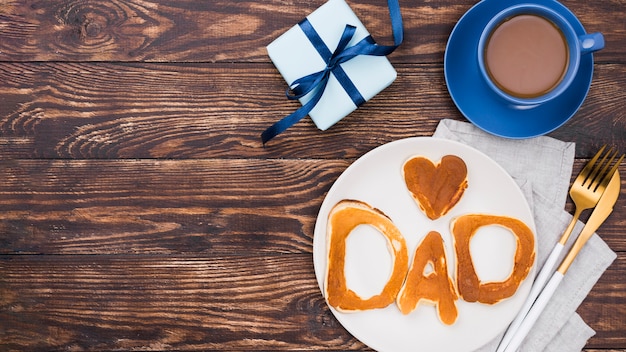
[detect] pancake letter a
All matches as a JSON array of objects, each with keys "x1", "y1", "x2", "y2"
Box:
[{"x1": 397, "y1": 231, "x2": 459, "y2": 325}]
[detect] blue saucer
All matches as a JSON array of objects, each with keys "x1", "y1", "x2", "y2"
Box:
[{"x1": 444, "y1": 0, "x2": 595, "y2": 138}]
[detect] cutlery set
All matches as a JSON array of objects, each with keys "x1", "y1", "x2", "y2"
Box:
[{"x1": 497, "y1": 146, "x2": 624, "y2": 352}]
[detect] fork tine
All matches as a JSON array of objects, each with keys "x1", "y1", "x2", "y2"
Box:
[
  {"x1": 594, "y1": 153, "x2": 624, "y2": 191},
  {"x1": 576, "y1": 145, "x2": 606, "y2": 184},
  {"x1": 584, "y1": 147, "x2": 612, "y2": 186},
  {"x1": 588, "y1": 149, "x2": 616, "y2": 189}
]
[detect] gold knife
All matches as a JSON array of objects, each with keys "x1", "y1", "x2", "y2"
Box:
[
  {"x1": 502, "y1": 171, "x2": 621, "y2": 352},
  {"x1": 556, "y1": 171, "x2": 620, "y2": 274}
]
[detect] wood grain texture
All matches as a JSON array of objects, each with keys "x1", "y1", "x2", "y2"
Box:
[
  {"x1": 0, "y1": 254, "x2": 360, "y2": 351},
  {"x1": 0, "y1": 159, "x2": 347, "y2": 255},
  {"x1": 0, "y1": 0, "x2": 622, "y2": 63},
  {"x1": 0, "y1": 0, "x2": 624, "y2": 350},
  {"x1": 579, "y1": 256, "x2": 626, "y2": 349},
  {"x1": 0, "y1": 62, "x2": 624, "y2": 159},
  {"x1": 1, "y1": 159, "x2": 625, "y2": 254},
  {"x1": 0, "y1": 254, "x2": 624, "y2": 351},
  {"x1": 1, "y1": 254, "x2": 625, "y2": 351}
]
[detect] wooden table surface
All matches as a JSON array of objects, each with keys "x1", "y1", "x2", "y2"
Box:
[{"x1": 0, "y1": 0, "x2": 624, "y2": 350}]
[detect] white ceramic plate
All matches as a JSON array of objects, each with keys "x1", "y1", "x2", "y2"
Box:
[{"x1": 313, "y1": 137, "x2": 536, "y2": 352}]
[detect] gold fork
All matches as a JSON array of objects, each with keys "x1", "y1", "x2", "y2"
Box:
[
  {"x1": 497, "y1": 145, "x2": 624, "y2": 352},
  {"x1": 502, "y1": 169, "x2": 621, "y2": 352},
  {"x1": 559, "y1": 145, "x2": 623, "y2": 243}
]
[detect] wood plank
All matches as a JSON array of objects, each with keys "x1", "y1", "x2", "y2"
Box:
[
  {"x1": 0, "y1": 254, "x2": 363, "y2": 350},
  {"x1": 1, "y1": 159, "x2": 625, "y2": 255},
  {"x1": 0, "y1": 63, "x2": 624, "y2": 159},
  {"x1": 0, "y1": 158, "x2": 348, "y2": 255},
  {"x1": 0, "y1": 0, "x2": 621, "y2": 64},
  {"x1": 0, "y1": 0, "x2": 624, "y2": 350},
  {"x1": 1, "y1": 253, "x2": 624, "y2": 350},
  {"x1": 579, "y1": 255, "x2": 626, "y2": 349}
]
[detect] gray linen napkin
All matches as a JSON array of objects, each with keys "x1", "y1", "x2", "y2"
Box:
[{"x1": 433, "y1": 119, "x2": 617, "y2": 352}]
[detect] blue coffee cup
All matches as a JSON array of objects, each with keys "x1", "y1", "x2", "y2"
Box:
[{"x1": 477, "y1": 4, "x2": 604, "y2": 106}]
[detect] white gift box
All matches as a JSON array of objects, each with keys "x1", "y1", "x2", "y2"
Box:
[{"x1": 266, "y1": 0, "x2": 397, "y2": 131}]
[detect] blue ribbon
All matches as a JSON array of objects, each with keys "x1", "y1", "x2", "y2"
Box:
[{"x1": 262, "y1": 0, "x2": 403, "y2": 144}]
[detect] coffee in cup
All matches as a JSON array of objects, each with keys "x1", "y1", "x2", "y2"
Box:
[
  {"x1": 485, "y1": 14, "x2": 568, "y2": 98},
  {"x1": 477, "y1": 4, "x2": 604, "y2": 106}
]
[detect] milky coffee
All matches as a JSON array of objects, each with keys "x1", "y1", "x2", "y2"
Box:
[{"x1": 484, "y1": 14, "x2": 569, "y2": 98}]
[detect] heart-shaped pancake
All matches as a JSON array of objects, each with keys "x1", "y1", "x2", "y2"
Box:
[{"x1": 403, "y1": 155, "x2": 468, "y2": 220}]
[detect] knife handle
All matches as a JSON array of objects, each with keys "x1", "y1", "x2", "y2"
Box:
[
  {"x1": 496, "y1": 243, "x2": 564, "y2": 352},
  {"x1": 502, "y1": 272, "x2": 564, "y2": 352}
]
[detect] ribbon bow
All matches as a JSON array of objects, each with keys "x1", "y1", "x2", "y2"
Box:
[{"x1": 262, "y1": 0, "x2": 403, "y2": 144}]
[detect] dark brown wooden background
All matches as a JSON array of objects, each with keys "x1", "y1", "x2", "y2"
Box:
[{"x1": 0, "y1": 0, "x2": 624, "y2": 350}]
